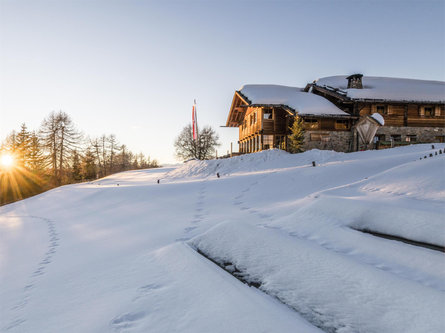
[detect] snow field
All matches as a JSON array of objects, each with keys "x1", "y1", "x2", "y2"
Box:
[{"x1": 1, "y1": 144, "x2": 444, "y2": 332}]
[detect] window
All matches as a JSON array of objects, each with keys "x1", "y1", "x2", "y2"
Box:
[
  {"x1": 254, "y1": 112, "x2": 257, "y2": 124},
  {"x1": 390, "y1": 134, "x2": 401, "y2": 142},
  {"x1": 424, "y1": 107, "x2": 434, "y2": 117},
  {"x1": 263, "y1": 135, "x2": 273, "y2": 149},
  {"x1": 310, "y1": 133, "x2": 330, "y2": 141},
  {"x1": 303, "y1": 119, "x2": 319, "y2": 129},
  {"x1": 335, "y1": 119, "x2": 349, "y2": 130},
  {"x1": 376, "y1": 134, "x2": 386, "y2": 142},
  {"x1": 376, "y1": 105, "x2": 387, "y2": 114},
  {"x1": 263, "y1": 109, "x2": 273, "y2": 120},
  {"x1": 406, "y1": 135, "x2": 417, "y2": 142}
]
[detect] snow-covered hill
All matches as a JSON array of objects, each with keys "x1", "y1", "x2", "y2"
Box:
[{"x1": 1, "y1": 144, "x2": 444, "y2": 332}]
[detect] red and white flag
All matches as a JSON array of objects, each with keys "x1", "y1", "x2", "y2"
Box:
[{"x1": 192, "y1": 99, "x2": 198, "y2": 140}]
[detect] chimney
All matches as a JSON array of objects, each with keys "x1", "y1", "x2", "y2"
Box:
[{"x1": 346, "y1": 74, "x2": 363, "y2": 89}]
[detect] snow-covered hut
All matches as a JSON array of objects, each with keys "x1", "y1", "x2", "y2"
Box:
[{"x1": 226, "y1": 84, "x2": 355, "y2": 153}]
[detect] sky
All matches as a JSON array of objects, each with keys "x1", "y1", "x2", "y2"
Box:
[{"x1": 1, "y1": 0, "x2": 444, "y2": 164}]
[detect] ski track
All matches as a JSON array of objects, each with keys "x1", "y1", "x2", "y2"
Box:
[{"x1": 3, "y1": 215, "x2": 59, "y2": 332}]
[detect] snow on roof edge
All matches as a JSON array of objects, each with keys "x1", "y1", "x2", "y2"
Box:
[
  {"x1": 237, "y1": 84, "x2": 349, "y2": 117},
  {"x1": 314, "y1": 75, "x2": 445, "y2": 103}
]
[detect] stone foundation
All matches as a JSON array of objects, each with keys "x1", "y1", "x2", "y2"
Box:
[
  {"x1": 303, "y1": 131, "x2": 352, "y2": 152},
  {"x1": 375, "y1": 126, "x2": 445, "y2": 143},
  {"x1": 303, "y1": 126, "x2": 445, "y2": 153}
]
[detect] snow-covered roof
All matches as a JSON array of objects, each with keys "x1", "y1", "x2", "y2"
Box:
[
  {"x1": 238, "y1": 84, "x2": 349, "y2": 116},
  {"x1": 315, "y1": 76, "x2": 445, "y2": 103}
]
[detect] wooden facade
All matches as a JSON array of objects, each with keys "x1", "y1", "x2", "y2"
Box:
[{"x1": 310, "y1": 77, "x2": 445, "y2": 148}]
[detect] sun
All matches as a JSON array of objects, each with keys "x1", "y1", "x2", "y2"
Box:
[{"x1": 0, "y1": 153, "x2": 15, "y2": 169}]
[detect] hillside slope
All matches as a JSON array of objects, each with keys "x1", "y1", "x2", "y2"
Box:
[{"x1": 1, "y1": 144, "x2": 444, "y2": 332}]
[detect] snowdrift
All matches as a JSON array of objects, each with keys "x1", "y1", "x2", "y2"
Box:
[{"x1": 190, "y1": 221, "x2": 445, "y2": 333}]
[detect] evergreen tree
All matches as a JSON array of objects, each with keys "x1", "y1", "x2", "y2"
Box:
[
  {"x1": 288, "y1": 116, "x2": 305, "y2": 153},
  {"x1": 3, "y1": 131, "x2": 18, "y2": 153},
  {"x1": 1, "y1": 115, "x2": 159, "y2": 204},
  {"x1": 28, "y1": 132, "x2": 45, "y2": 172},
  {"x1": 16, "y1": 123, "x2": 32, "y2": 167},
  {"x1": 82, "y1": 148, "x2": 97, "y2": 180},
  {"x1": 107, "y1": 134, "x2": 119, "y2": 174},
  {"x1": 71, "y1": 149, "x2": 82, "y2": 182},
  {"x1": 117, "y1": 144, "x2": 131, "y2": 171}
]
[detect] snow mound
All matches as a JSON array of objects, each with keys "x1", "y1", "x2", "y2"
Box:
[
  {"x1": 190, "y1": 221, "x2": 445, "y2": 333},
  {"x1": 166, "y1": 149, "x2": 343, "y2": 179}
]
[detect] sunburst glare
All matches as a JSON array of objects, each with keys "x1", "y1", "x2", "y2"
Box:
[{"x1": 0, "y1": 153, "x2": 15, "y2": 168}]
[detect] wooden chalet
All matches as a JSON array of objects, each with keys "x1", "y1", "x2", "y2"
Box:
[
  {"x1": 308, "y1": 74, "x2": 445, "y2": 148},
  {"x1": 226, "y1": 85, "x2": 355, "y2": 153}
]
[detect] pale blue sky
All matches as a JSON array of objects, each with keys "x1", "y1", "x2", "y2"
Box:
[{"x1": 1, "y1": 0, "x2": 444, "y2": 163}]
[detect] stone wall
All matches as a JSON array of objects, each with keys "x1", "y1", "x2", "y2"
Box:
[
  {"x1": 303, "y1": 131, "x2": 352, "y2": 152},
  {"x1": 303, "y1": 126, "x2": 445, "y2": 153},
  {"x1": 375, "y1": 126, "x2": 445, "y2": 142}
]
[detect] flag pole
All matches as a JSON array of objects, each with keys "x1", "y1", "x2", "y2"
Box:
[{"x1": 194, "y1": 99, "x2": 199, "y2": 142}]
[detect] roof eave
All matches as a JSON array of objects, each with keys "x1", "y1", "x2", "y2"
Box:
[
  {"x1": 349, "y1": 98, "x2": 445, "y2": 104},
  {"x1": 299, "y1": 113, "x2": 356, "y2": 119},
  {"x1": 225, "y1": 91, "x2": 250, "y2": 127}
]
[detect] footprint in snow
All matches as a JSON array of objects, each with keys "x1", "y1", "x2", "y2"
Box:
[
  {"x1": 4, "y1": 318, "x2": 26, "y2": 331},
  {"x1": 175, "y1": 237, "x2": 190, "y2": 242},
  {"x1": 7, "y1": 216, "x2": 59, "y2": 329},
  {"x1": 132, "y1": 283, "x2": 162, "y2": 302},
  {"x1": 111, "y1": 312, "x2": 146, "y2": 331},
  {"x1": 184, "y1": 226, "x2": 197, "y2": 233}
]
